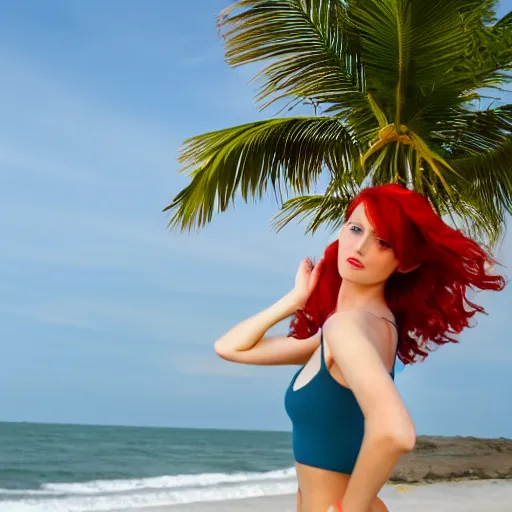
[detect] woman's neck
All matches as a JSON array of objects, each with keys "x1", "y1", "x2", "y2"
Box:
[{"x1": 335, "y1": 278, "x2": 387, "y2": 312}]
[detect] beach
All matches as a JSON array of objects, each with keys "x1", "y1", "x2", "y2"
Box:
[
  {"x1": 2, "y1": 423, "x2": 511, "y2": 511},
  {"x1": 143, "y1": 480, "x2": 512, "y2": 511}
]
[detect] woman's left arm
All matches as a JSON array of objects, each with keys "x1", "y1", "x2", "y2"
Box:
[{"x1": 323, "y1": 310, "x2": 416, "y2": 512}]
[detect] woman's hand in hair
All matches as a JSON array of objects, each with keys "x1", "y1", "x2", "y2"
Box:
[{"x1": 292, "y1": 257, "x2": 323, "y2": 309}]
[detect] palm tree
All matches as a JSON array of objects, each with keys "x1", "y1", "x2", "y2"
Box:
[{"x1": 164, "y1": 0, "x2": 512, "y2": 246}]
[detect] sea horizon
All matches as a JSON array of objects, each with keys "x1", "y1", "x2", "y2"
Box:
[
  {"x1": 0, "y1": 419, "x2": 292, "y2": 435},
  {"x1": 2, "y1": 420, "x2": 510, "y2": 440}
]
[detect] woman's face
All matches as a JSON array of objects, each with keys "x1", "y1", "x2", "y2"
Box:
[{"x1": 337, "y1": 203, "x2": 400, "y2": 286}]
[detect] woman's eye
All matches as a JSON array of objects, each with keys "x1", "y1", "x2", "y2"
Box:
[
  {"x1": 350, "y1": 225, "x2": 362, "y2": 233},
  {"x1": 378, "y1": 239, "x2": 391, "y2": 248}
]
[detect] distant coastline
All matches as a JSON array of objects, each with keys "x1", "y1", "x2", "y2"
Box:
[
  {"x1": 2, "y1": 420, "x2": 511, "y2": 438},
  {"x1": 391, "y1": 435, "x2": 512, "y2": 483}
]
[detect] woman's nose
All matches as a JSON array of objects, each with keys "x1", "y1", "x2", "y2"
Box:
[{"x1": 355, "y1": 236, "x2": 370, "y2": 254}]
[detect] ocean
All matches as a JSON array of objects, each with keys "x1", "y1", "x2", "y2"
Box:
[{"x1": 0, "y1": 422, "x2": 297, "y2": 511}]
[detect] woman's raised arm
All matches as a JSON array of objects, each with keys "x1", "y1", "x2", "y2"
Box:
[{"x1": 214, "y1": 258, "x2": 323, "y2": 366}]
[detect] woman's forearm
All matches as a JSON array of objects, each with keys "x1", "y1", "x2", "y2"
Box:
[
  {"x1": 341, "y1": 421, "x2": 416, "y2": 512},
  {"x1": 213, "y1": 291, "x2": 301, "y2": 354}
]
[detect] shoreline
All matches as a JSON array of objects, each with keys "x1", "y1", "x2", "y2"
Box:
[{"x1": 131, "y1": 480, "x2": 512, "y2": 511}]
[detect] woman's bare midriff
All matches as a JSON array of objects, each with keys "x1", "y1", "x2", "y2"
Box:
[
  {"x1": 295, "y1": 463, "x2": 389, "y2": 512},
  {"x1": 296, "y1": 462, "x2": 350, "y2": 511}
]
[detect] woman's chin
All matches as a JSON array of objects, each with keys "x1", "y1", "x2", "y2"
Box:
[
  {"x1": 339, "y1": 271, "x2": 368, "y2": 284},
  {"x1": 339, "y1": 263, "x2": 367, "y2": 281}
]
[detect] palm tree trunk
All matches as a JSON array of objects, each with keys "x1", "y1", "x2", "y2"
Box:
[{"x1": 406, "y1": 154, "x2": 413, "y2": 190}]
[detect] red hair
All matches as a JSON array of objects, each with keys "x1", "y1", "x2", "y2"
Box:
[{"x1": 289, "y1": 184, "x2": 506, "y2": 365}]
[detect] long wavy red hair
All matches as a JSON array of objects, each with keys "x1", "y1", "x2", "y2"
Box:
[{"x1": 289, "y1": 184, "x2": 506, "y2": 365}]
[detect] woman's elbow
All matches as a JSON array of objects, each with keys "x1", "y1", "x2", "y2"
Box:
[
  {"x1": 385, "y1": 422, "x2": 416, "y2": 453},
  {"x1": 214, "y1": 340, "x2": 240, "y2": 363},
  {"x1": 214, "y1": 341, "x2": 230, "y2": 360},
  {"x1": 392, "y1": 428, "x2": 416, "y2": 452},
  {"x1": 369, "y1": 417, "x2": 416, "y2": 453}
]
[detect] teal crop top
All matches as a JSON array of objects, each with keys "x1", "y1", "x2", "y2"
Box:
[{"x1": 284, "y1": 321, "x2": 398, "y2": 474}]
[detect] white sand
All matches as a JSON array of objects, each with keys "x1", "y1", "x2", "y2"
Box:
[{"x1": 134, "y1": 479, "x2": 512, "y2": 511}]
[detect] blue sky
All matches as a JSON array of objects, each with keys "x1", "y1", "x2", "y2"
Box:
[{"x1": 0, "y1": 0, "x2": 511, "y2": 437}]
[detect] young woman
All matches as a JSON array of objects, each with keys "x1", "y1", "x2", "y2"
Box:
[{"x1": 214, "y1": 184, "x2": 506, "y2": 512}]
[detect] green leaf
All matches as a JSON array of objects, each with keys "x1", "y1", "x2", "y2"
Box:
[
  {"x1": 444, "y1": 104, "x2": 512, "y2": 155},
  {"x1": 271, "y1": 178, "x2": 360, "y2": 234},
  {"x1": 348, "y1": 0, "x2": 507, "y2": 125},
  {"x1": 163, "y1": 116, "x2": 360, "y2": 231},
  {"x1": 447, "y1": 137, "x2": 512, "y2": 245},
  {"x1": 489, "y1": 10, "x2": 512, "y2": 71},
  {"x1": 218, "y1": 0, "x2": 371, "y2": 121}
]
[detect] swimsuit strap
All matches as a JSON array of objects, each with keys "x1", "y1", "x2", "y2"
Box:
[
  {"x1": 381, "y1": 317, "x2": 399, "y2": 375},
  {"x1": 319, "y1": 330, "x2": 327, "y2": 370}
]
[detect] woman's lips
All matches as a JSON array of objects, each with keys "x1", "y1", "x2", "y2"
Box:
[{"x1": 347, "y1": 257, "x2": 364, "y2": 269}]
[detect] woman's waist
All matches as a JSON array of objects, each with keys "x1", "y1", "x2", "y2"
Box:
[{"x1": 295, "y1": 462, "x2": 350, "y2": 511}]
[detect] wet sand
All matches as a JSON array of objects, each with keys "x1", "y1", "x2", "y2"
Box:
[{"x1": 138, "y1": 480, "x2": 512, "y2": 511}]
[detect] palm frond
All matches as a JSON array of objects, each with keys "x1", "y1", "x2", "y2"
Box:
[
  {"x1": 348, "y1": 1, "x2": 482, "y2": 114},
  {"x1": 163, "y1": 116, "x2": 359, "y2": 231},
  {"x1": 492, "y1": 10, "x2": 512, "y2": 33},
  {"x1": 435, "y1": 187, "x2": 506, "y2": 248},
  {"x1": 408, "y1": 6, "x2": 512, "y2": 130},
  {"x1": 271, "y1": 178, "x2": 360, "y2": 234},
  {"x1": 453, "y1": 198, "x2": 506, "y2": 248},
  {"x1": 489, "y1": 10, "x2": 512, "y2": 71},
  {"x1": 443, "y1": 104, "x2": 512, "y2": 155},
  {"x1": 447, "y1": 137, "x2": 512, "y2": 245},
  {"x1": 451, "y1": 137, "x2": 512, "y2": 208},
  {"x1": 348, "y1": 0, "x2": 507, "y2": 128},
  {"x1": 410, "y1": 0, "x2": 504, "y2": 88},
  {"x1": 218, "y1": 0, "x2": 371, "y2": 121}
]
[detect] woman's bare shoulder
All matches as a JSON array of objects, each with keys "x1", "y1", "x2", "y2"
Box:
[{"x1": 325, "y1": 308, "x2": 395, "y2": 332}]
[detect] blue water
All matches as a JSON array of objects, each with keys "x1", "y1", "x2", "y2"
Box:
[{"x1": 0, "y1": 422, "x2": 297, "y2": 511}]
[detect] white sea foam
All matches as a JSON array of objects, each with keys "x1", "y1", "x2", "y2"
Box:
[{"x1": 0, "y1": 467, "x2": 297, "y2": 511}]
